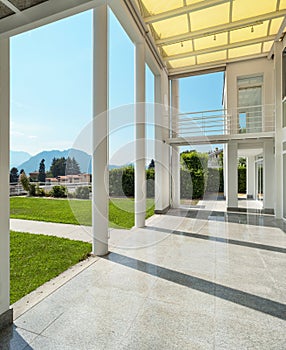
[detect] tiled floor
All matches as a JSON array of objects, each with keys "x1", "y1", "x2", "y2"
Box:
[{"x1": 1, "y1": 208, "x2": 286, "y2": 349}]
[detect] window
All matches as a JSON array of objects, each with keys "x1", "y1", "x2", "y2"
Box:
[{"x1": 237, "y1": 75, "x2": 263, "y2": 133}]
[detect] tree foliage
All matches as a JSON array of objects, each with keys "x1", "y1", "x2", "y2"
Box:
[
  {"x1": 50, "y1": 157, "x2": 81, "y2": 177},
  {"x1": 148, "y1": 159, "x2": 155, "y2": 169},
  {"x1": 66, "y1": 157, "x2": 81, "y2": 175},
  {"x1": 50, "y1": 157, "x2": 66, "y2": 177},
  {"x1": 10, "y1": 167, "x2": 19, "y2": 183},
  {"x1": 38, "y1": 159, "x2": 46, "y2": 183},
  {"x1": 19, "y1": 171, "x2": 30, "y2": 192}
]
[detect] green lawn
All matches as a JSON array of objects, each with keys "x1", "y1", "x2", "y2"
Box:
[
  {"x1": 10, "y1": 231, "x2": 92, "y2": 304},
  {"x1": 10, "y1": 197, "x2": 154, "y2": 229}
]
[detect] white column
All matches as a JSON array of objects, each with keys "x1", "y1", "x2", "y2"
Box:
[
  {"x1": 223, "y1": 144, "x2": 227, "y2": 198},
  {"x1": 154, "y1": 71, "x2": 170, "y2": 213},
  {"x1": 263, "y1": 140, "x2": 275, "y2": 212},
  {"x1": 171, "y1": 79, "x2": 180, "y2": 208},
  {"x1": 226, "y1": 142, "x2": 238, "y2": 208},
  {"x1": 246, "y1": 156, "x2": 255, "y2": 199},
  {"x1": 0, "y1": 37, "x2": 12, "y2": 327},
  {"x1": 92, "y1": 5, "x2": 109, "y2": 256},
  {"x1": 135, "y1": 43, "x2": 146, "y2": 228},
  {"x1": 274, "y1": 41, "x2": 283, "y2": 218}
]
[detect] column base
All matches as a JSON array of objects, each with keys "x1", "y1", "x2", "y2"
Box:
[
  {"x1": 0, "y1": 309, "x2": 13, "y2": 330},
  {"x1": 154, "y1": 205, "x2": 170, "y2": 214}
]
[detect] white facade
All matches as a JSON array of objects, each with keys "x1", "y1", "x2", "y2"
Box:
[{"x1": 0, "y1": 0, "x2": 285, "y2": 330}]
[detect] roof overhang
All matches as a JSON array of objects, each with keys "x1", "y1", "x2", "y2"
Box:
[
  {"x1": 136, "y1": 0, "x2": 286, "y2": 76},
  {"x1": 0, "y1": 0, "x2": 285, "y2": 77}
]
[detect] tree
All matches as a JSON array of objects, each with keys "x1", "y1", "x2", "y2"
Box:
[
  {"x1": 19, "y1": 171, "x2": 30, "y2": 192},
  {"x1": 50, "y1": 157, "x2": 66, "y2": 177},
  {"x1": 66, "y1": 157, "x2": 81, "y2": 175},
  {"x1": 148, "y1": 159, "x2": 155, "y2": 169},
  {"x1": 38, "y1": 159, "x2": 46, "y2": 182},
  {"x1": 10, "y1": 167, "x2": 19, "y2": 183},
  {"x1": 238, "y1": 157, "x2": 246, "y2": 167}
]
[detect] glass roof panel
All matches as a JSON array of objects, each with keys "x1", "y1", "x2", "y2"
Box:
[
  {"x1": 152, "y1": 14, "x2": 189, "y2": 39},
  {"x1": 162, "y1": 40, "x2": 193, "y2": 56},
  {"x1": 280, "y1": 0, "x2": 286, "y2": 10},
  {"x1": 232, "y1": 0, "x2": 277, "y2": 22},
  {"x1": 270, "y1": 17, "x2": 284, "y2": 35},
  {"x1": 262, "y1": 41, "x2": 274, "y2": 53},
  {"x1": 189, "y1": 3, "x2": 230, "y2": 31},
  {"x1": 194, "y1": 32, "x2": 228, "y2": 51},
  {"x1": 185, "y1": 0, "x2": 205, "y2": 5},
  {"x1": 169, "y1": 56, "x2": 196, "y2": 69},
  {"x1": 140, "y1": 0, "x2": 184, "y2": 15},
  {"x1": 230, "y1": 22, "x2": 269, "y2": 44},
  {"x1": 228, "y1": 43, "x2": 262, "y2": 59},
  {"x1": 197, "y1": 50, "x2": 227, "y2": 64}
]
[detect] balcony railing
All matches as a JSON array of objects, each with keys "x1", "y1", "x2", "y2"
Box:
[{"x1": 171, "y1": 104, "x2": 275, "y2": 140}]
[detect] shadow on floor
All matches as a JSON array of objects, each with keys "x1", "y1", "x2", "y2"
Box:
[
  {"x1": 144, "y1": 226, "x2": 286, "y2": 254},
  {"x1": 104, "y1": 252, "x2": 286, "y2": 321},
  {"x1": 0, "y1": 324, "x2": 33, "y2": 350},
  {"x1": 167, "y1": 208, "x2": 286, "y2": 233}
]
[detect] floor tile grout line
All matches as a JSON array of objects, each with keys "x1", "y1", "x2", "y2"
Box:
[{"x1": 13, "y1": 256, "x2": 101, "y2": 321}]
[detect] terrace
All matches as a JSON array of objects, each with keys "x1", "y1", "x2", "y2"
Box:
[{"x1": 0, "y1": 0, "x2": 286, "y2": 348}]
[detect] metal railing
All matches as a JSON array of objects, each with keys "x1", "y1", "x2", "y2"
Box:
[{"x1": 171, "y1": 104, "x2": 275, "y2": 139}]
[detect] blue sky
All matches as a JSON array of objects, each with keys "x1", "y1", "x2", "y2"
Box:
[{"x1": 10, "y1": 9, "x2": 223, "y2": 164}]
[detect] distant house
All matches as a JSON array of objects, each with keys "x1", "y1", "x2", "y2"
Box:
[
  {"x1": 45, "y1": 177, "x2": 58, "y2": 184},
  {"x1": 43, "y1": 174, "x2": 91, "y2": 185},
  {"x1": 208, "y1": 148, "x2": 223, "y2": 168},
  {"x1": 29, "y1": 171, "x2": 39, "y2": 182}
]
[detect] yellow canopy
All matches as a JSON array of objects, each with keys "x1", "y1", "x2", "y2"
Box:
[{"x1": 137, "y1": 0, "x2": 286, "y2": 73}]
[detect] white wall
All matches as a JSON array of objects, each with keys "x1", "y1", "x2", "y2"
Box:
[
  {"x1": 225, "y1": 57, "x2": 274, "y2": 133},
  {"x1": 226, "y1": 57, "x2": 274, "y2": 109}
]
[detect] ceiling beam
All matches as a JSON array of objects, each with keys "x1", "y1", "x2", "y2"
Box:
[
  {"x1": 144, "y1": 0, "x2": 230, "y2": 24},
  {"x1": 0, "y1": 0, "x2": 20, "y2": 13},
  {"x1": 164, "y1": 35, "x2": 276, "y2": 62},
  {"x1": 267, "y1": 15, "x2": 286, "y2": 59},
  {"x1": 156, "y1": 10, "x2": 286, "y2": 46},
  {"x1": 168, "y1": 53, "x2": 268, "y2": 77},
  {"x1": 0, "y1": 0, "x2": 102, "y2": 37}
]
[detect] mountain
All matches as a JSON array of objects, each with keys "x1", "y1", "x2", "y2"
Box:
[
  {"x1": 18, "y1": 149, "x2": 92, "y2": 174},
  {"x1": 10, "y1": 151, "x2": 31, "y2": 168}
]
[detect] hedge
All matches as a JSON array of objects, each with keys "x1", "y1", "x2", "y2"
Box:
[
  {"x1": 109, "y1": 167, "x2": 155, "y2": 198},
  {"x1": 109, "y1": 164, "x2": 246, "y2": 199}
]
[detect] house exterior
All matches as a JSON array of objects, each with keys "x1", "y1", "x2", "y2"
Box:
[
  {"x1": 0, "y1": 0, "x2": 286, "y2": 328},
  {"x1": 45, "y1": 173, "x2": 91, "y2": 184}
]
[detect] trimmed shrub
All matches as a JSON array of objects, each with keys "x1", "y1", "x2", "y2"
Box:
[
  {"x1": 180, "y1": 169, "x2": 205, "y2": 199},
  {"x1": 206, "y1": 168, "x2": 224, "y2": 193},
  {"x1": 181, "y1": 151, "x2": 208, "y2": 171},
  {"x1": 109, "y1": 166, "x2": 134, "y2": 197},
  {"x1": 75, "y1": 186, "x2": 90, "y2": 199},
  {"x1": 146, "y1": 168, "x2": 155, "y2": 198},
  {"x1": 238, "y1": 167, "x2": 246, "y2": 193},
  {"x1": 29, "y1": 184, "x2": 36, "y2": 197},
  {"x1": 36, "y1": 183, "x2": 45, "y2": 197},
  {"x1": 50, "y1": 185, "x2": 67, "y2": 198}
]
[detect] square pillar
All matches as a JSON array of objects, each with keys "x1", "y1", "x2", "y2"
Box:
[
  {"x1": 135, "y1": 43, "x2": 146, "y2": 228},
  {"x1": 246, "y1": 156, "x2": 255, "y2": 199},
  {"x1": 274, "y1": 41, "x2": 283, "y2": 218},
  {"x1": 0, "y1": 37, "x2": 13, "y2": 329},
  {"x1": 226, "y1": 142, "x2": 238, "y2": 209},
  {"x1": 154, "y1": 70, "x2": 170, "y2": 214},
  {"x1": 263, "y1": 140, "x2": 275, "y2": 213},
  {"x1": 171, "y1": 79, "x2": 180, "y2": 208},
  {"x1": 92, "y1": 5, "x2": 109, "y2": 256}
]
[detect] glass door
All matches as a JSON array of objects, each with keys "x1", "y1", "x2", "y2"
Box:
[{"x1": 238, "y1": 86, "x2": 262, "y2": 133}]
